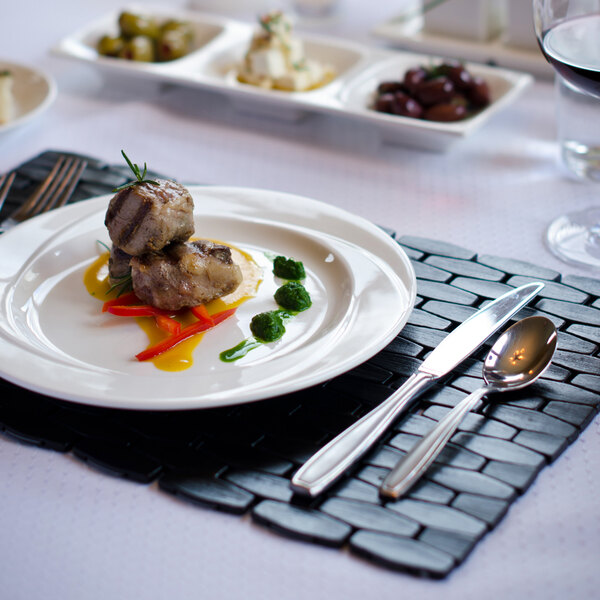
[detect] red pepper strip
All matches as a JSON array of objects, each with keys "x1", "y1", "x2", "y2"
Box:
[
  {"x1": 190, "y1": 304, "x2": 214, "y2": 325},
  {"x1": 136, "y1": 307, "x2": 237, "y2": 362},
  {"x1": 107, "y1": 305, "x2": 173, "y2": 317},
  {"x1": 102, "y1": 292, "x2": 140, "y2": 312},
  {"x1": 155, "y1": 315, "x2": 181, "y2": 336}
]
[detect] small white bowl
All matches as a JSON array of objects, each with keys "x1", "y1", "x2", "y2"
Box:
[{"x1": 0, "y1": 60, "x2": 57, "y2": 137}]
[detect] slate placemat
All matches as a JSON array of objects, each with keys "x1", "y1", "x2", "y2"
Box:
[{"x1": 0, "y1": 151, "x2": 598, "y2": 578}]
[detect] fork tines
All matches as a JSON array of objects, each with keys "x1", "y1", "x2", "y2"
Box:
[
  {"x1": 0, "y1": 169, "x2": 16, "y2": 215},
  {"x1": 13, "y1": 156, "x2": 87, "y2": 220},
  {"x1": 4, "y1": 156, "x2": 87, "y2": 229}
]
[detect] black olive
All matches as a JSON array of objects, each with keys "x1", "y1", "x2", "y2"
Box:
[
  {"x1": 391, "y1": 92, "x2": 424, "y2": 119},
  {"x1": 377, "y1": 81, "x2": 405, "y2": 95},
  {"x1": 415, "y1": 76, "x2": 456, "y2": 107},
  {"x1": 424, "y1": 103, "x2": 468, "y2": 122},
  {"x1": 403, "y1": 67, "x2": 427, "y2": 95},
  {"x1": 468, "y1": 77, "x2": 491, "y2": 108},
  {"x1": 374, "y1": 92, "x2": 396, "y2": 113},
  {"x1": 444, "y1": 65, "x2": 473, "y2": 92}
]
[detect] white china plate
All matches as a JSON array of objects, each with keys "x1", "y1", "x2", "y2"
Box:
[
  {"x1": 52, "y1": 6, "x2": 532, "y2": 152},
  {"x1": 0, "y1": 60, "x2": 57, "y2": 136},
  {"x1": 0, "y1": 186, "x2": 416, "y2": 410}
]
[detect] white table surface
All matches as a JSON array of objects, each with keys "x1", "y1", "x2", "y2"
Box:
[{"x1": 1, "y1": 1, "x2": 599, "y2": 599}]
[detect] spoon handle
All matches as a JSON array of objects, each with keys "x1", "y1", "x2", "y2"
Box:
[
  {"x1": 290, "y1": 371, "x2": 436, "y2": 497},
  {"x1": 380, "y1": 386, "x2": 490, "y2": 499}
]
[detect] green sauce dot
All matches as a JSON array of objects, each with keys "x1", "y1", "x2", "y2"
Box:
[{"x1": 274, "y1": 281, "x2": 312, "y2": 312}]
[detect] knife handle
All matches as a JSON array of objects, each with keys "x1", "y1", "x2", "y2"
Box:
[
  {"x1": 379, "y1": 386, "x2": 489, "y2": 499},
  {"x1": 290, "y1": 371, "x2": 436, "y2": 497}
]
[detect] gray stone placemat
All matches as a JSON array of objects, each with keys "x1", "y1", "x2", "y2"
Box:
[{"x1": 0, "y1": 150, "x2": 598, "y2": 577}]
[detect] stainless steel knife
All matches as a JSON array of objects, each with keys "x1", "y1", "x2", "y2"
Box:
[{"x1": 290, "y1": 281, "x2": 544, "y2": 497}]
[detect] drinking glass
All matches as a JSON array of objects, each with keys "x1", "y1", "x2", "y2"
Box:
[{"x1": 533, "y1": 0, "x2": 600, "y2": 269}]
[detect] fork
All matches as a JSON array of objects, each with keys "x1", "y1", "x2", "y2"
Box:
[
  {"x1": 0, "y1": 169, "x2": 16, "y2": 215},
  {"x1": 0, "y1": 155, "x2": 87, "y2": 233}
]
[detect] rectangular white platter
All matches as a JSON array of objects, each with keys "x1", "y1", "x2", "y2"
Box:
[{"x1": 52, "y1": 5, "x2": 533, "y2": 152}]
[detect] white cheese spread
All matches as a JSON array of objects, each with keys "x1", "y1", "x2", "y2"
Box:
[{"x1": 238, "y1": 12, "x2": 334, "y2": 91}]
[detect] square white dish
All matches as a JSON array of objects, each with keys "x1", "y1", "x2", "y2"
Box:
[
  {"x1": 338, "y1": 54, "x2": 532, "y2": 150},
  {"x1": 52, "y1": 5, "x2": 533, "y2": 152}
]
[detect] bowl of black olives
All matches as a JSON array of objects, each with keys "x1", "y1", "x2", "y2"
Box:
[{"x1": 373, "y1": 61, "x2": 491, "y2": 122}]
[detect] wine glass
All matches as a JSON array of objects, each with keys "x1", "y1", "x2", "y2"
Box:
[{"x1": 533, "y1": 0, "x2": 600, "y2": 269}]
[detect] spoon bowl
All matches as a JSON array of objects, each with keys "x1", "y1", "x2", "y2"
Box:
[
  {"x1": 484, "y1": 315, "x2": 558, "y2": 389},
  {"x1": 380, "y1": 316, "x2": 558, "y2": 499}
]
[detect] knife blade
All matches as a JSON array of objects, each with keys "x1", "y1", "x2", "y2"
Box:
[{"x1": 290, "y1": 281, "x2": 544, "y2": 497}]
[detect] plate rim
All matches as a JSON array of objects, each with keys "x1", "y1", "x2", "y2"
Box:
[
  {"x1": 0, "y1": 185, "x2": 416, "y2": 410},
  {"x1": 0, "y1": 60, "x2": 57, "y2": 135}
]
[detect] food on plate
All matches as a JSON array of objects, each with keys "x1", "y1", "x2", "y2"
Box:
[
  {"x1": 104, "y1": 150, "x2": 242, "y2": 311},
  {"x1": 274, "y1": 281, "x2": 312, "y2": 312},
  {"x1": 373, "y1": 61, "x2": 491, "y2": 122},
  {"x1": 108, "y1": 245, "x2": 132, "y2": 285},
  {"x1": 250, "y1": 310, "x2": 286, "y2": 343},
  {"x1": 220, "y1": 263, "x2": 312, "y2": 362},
  {"x1": 105, "y1": 170, "x2": 194, "y2": 256},
  {"x1": 84, "y1": 151, "x2": 259, "y2": 370},
  {"x1": 238, "y1": 11, "x2": 335, "y2": 91},
  {"x1": 0, "y1": 70, "x2": 14, "y2": 125},
  {"x1": 96, "y1": 11, "x2": 195, "y2": 63},
  {"x1": 130, "y1": 240, "x2": 243, "y2": 311},
  {"x1": 86, "y1": 152, "x2": 315, "y2": 370},
  {"x1": 272, "y1": 255, "x2": 306, "y2": 280}
]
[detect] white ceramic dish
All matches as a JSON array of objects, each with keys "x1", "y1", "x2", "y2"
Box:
[
  {"x1": 0, "y1": 60, "x2": 57, "y2": 136},
  {"x1": 0, "y1": 186, "x2": 416, "y2": 411},
  {"x1": 372, "y1": 16, "x2": 553, "y2": 80},
  {"x1": 52, "y1": 6, "x2": 533, "y2": 152}
]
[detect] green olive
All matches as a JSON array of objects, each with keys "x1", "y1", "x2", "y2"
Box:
[
  {"x1": 118, "y1": 36, "x2": 155, "y2": 62},
  {"x1": 161, "y1": 20, "x2": 194, "y2": 45},
  {"x1": 156, "y1": 29, "x2": 190, "y2": 62},
  {"x1": 97, "y1": 35, "x2": 125, "y2": 57},
  {"x1": 118, "y1": 11, "x2": 160, "y2": 39}
]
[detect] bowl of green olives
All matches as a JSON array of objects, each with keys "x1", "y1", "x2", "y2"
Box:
[{"x1": 96, "y1": 11, "x2": 198, "y2": 63}]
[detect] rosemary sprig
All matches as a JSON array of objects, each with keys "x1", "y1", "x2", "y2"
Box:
[
  {"x1": 112, "y1": 150, "x2": 159, "y2": 192},
  {"x1": 96, "y1": 240, "x2": 111, "y2": 253},
  {"x1": 96, "y1": 239, "x2": 132, "y2": 296},
  {"x1": 108, "y1": 273, "x2": 133, "y2": 297}
]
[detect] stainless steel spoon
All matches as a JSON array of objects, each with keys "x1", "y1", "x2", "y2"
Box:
[{"x1": 380, "y1": 316, "x2": 558, "y2": 499}]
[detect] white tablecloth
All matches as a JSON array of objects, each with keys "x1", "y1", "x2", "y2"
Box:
[{"x1": 0, "y1": 2, "x2": 598, "y2": 599}]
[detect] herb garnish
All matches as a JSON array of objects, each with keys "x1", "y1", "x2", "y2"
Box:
[
  {"x1": 259, "y1": 11, "x2": 282, "y2": 34},
  {"x1": 112, "y1": 150, "x2": 159, "y2": 192},
  {"x1": 292, "y1": 60, "x2": 309, "y2": 72},
  {"x1": 258, "y1": 12, "x2": 291, "y2": 50},
  {"x1": 107, "y1": 273, "x2": 133, "y2": 297},
  {"x1": 96, "y1": 239, "x2": 133, "y2": 297}
]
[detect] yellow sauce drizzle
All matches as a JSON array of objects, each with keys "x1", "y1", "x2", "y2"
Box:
[
  {"x1": 84, "y1": 243, "x2": 262, "y2": 372},
  {"x1": 237, "y1": 71, "x2": 335, "y2": 92}
]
